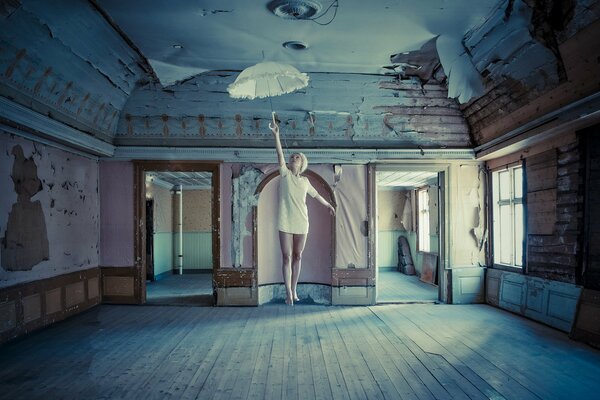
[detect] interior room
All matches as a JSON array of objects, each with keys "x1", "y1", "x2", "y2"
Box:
[
  {"x1": 376, "y1": 168, "x2": 440, "y2": 303},
  {"x1": 1, "y1": 0, "x2": 600, "y2": 398}
]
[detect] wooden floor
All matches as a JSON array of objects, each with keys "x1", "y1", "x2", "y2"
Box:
[
  {"x1": 377, "y1": 270, "x2": 438, "y2": 303},
  {"x1": 1, "y1": 303, "x2": 599, "y2": 399},
  {"x1": 147, "y1": 273, "x2": 213, "y2": 306},
  {"x1": 148, "y1": 271, "x2": 438, "y2": 306}
]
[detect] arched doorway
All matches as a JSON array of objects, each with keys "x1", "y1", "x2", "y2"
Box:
[{"x1": 255, "y1": 168, "x2": 336, "y2": 304}]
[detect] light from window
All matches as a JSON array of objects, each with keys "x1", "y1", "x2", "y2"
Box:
[
  {"x1": 492, "y1": 165, "x2": 524, "y2": 267},
  {"x1": 418, "y1": 188, "x2": 430, "y2": 252}
]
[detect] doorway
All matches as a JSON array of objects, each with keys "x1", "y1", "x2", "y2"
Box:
[
  {"x1": 374, "y1": 165, "x2": 446, "y2": 303},
  {"x1": 134, "y1": 162, "x2": 220, "y2": 306}
]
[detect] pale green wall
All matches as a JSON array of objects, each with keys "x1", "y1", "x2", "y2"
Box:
[
  {"x1": 173, "y1": 231, "x2": 213, "y2": 270},
  {"x1": 154, "y1": 232, "x2": 173, "y2": 276}
]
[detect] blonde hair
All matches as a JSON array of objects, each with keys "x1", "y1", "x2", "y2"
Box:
[{"x1": 296, "y1": 152, "x2": 308, "y2": 174}]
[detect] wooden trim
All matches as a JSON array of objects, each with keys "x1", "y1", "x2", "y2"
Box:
[
  {"x1": 367, "y1": 164, "x2": 376, "y2": 272},
  {"x1": 0, "y1": 267, "x2": 101, "y2": 344},
  {"x1": 214, "y1": 268, "x2": 256, "y2": 288},
  {"x1": 133, "y1": 161, "x2": 222, "y2": 304},
  {"x1": 100, "y1": 266, "x2": 138, "y2": 304},
  {"x1": 332, "y1": 268, "x2": 375, "y2": 287}
]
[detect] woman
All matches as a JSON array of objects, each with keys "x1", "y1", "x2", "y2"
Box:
[{"x1": 269, "y1": 113, "x2": 336, "y2": 306}]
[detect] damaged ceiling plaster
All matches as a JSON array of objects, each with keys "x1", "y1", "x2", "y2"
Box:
[{"x1": 1, "y1": 0, "x2": 594, "y2": 150}]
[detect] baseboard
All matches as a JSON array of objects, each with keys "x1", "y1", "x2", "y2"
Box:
[
  {"x1": 486, "y1": 269, "x2": 582, "y2": 332},
  {"x1": 0, "y1": 267, "x2": 101, "y2": 344}
]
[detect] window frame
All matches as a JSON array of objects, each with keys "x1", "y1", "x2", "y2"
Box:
[
  {"x1": 417, "y1": 187, "x2": 430, "y2": 253},
  {"x1": 490, "y1": 162, "x2": 526, "y2": 271}
]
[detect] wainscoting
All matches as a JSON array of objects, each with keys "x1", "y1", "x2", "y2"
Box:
[
  {"x1": 153, "y1": 232, "x2": 173, "y2": 276},
  {"x1": 486, "y1": 269, "x2": 583, "y2": 332},
  {"x1": 332, "y1": 268, "x2": 376, "y2": 305},
  {"x1": 170, "y1": 231, "x2": 213, "y2": 271},
  {"x1": 100, "y1": 266, "x2": 139, "y2": 304},
  {"x1": 0, "y1": 267, "x2": 101, "y2": 344},
  {"x1": 214, "y1": 268, "x2": 257, "y2": 306}
]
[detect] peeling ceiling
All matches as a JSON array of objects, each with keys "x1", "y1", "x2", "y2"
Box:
[
  {"x1": 96, "y1": 0, "x2": 500, "y2": 86},
  {"x1": 1, "y1": 0, "x2": 598, "y2": 152}
]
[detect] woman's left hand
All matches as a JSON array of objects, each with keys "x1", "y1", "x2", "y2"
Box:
[{"x1": 328, "y1": 204, "x2": 336, "y2": 216}]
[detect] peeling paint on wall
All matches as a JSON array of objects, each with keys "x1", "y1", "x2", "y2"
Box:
[
  {"x1": 0, "y1": 131, "x2": 100, "y2": 287},
  {"x1": 1, "y1": 144, "x2": 49, "y2": 270},
  {"x1": 231, "y1": 165, "x2": 264, "y2": 268},
  {"x1": 452, "y1": 164, "x2": 487, "y2": 266}
]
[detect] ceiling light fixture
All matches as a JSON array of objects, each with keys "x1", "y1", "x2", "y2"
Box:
[
  {"x1": 172, "y1": 44, "x2": 183, "y2": 49},
  {"x1": 283, "y1": 41, "x2": 309, "y2": 50},
  {"x1": 267, "y1": 0, "x2": 338, "y2": 25},
  {"x1": 267, "y1": 0, "x2": 322, "y2": 19}
]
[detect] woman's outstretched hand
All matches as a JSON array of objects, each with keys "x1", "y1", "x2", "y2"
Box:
[
  {"x1": 328, "y1": 203, "x2": 336, "y2": 216},
  {"x1": 269, "y1": 112, "x2": 279, "y2": 136}
]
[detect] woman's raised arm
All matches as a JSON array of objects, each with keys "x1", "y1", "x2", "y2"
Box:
[{"x1": 269, "y1": 112, "x2": 286, "y2": 168}]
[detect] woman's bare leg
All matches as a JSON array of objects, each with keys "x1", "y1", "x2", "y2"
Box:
[
  {"x1": 291, "y1": 233, "x2": 307, "y2": 301},
  {"x1": 279, "y1": 231, "x2": 294, "y2": 305}
]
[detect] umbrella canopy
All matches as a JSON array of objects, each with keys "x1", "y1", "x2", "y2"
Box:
[{"x1": 227, "y1": 61, "x2": 309, "y2": 100}]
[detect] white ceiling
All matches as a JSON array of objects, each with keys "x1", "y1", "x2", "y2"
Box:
[
  {"x1": 376, "y1": 170, "x2": 438, "y2": 189},
  {"x1": 96, "y1": 0, "x2": 503, "y2": 86},
  {"x1": 146, "y1": 171, "x2": 212, "y2": 189}
]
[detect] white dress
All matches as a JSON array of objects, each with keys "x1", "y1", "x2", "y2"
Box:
[{"x1": 278, "y1": 165, "x2": 318, "y2": 234}]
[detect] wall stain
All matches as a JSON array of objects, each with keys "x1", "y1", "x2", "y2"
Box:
[{"x1": 1, "y1": 145, "x2": 50, "y2": 271}]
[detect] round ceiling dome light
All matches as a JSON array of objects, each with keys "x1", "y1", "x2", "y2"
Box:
[
  {"x1": 283, "y1": 41, "x2": 309, "y2": 50},
  {"x1": 267, "y1": 0, "x2": 322, "y2": 20}
]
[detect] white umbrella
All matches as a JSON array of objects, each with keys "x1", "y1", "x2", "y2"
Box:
[{"x1": 227, "y1": 61, "x2": 309, "y2": 100}]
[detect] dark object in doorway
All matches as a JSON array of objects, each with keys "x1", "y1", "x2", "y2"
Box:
[
  {"x1": 420, "y1": 252, "x2": 438, "y2": 285},
  {"x1": 397, "y1": 236, "x2": 415, "y2": 275}
]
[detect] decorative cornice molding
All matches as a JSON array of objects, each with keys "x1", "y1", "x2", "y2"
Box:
[
  {"x1": 0, "y1": 96, "x2": 115, "y2": 157},
  {"x1": 110, "y1": 146, "x2": 475, "y2": 163}
]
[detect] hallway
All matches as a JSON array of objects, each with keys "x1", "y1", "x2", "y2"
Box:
[
  {"x1": 377, "y1": 269, "x2": 438, "y2": 303},
  {"x1": 1, "y1": 303, "x2": 598, "y2": 399},
  {"x1": 146, "y1": 273, "x2": 213, "y2": 306}
]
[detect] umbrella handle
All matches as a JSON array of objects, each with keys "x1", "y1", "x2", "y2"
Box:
[{"x1": 269, "y1": 112, "x2": 278, "y2": 130}]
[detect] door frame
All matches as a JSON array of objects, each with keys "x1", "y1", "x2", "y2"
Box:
[
  {"x1": 370, "y1": 162, "x2": 450, "y2": 303},
  {"x1": 133, "y1": 160, "x2": 221, "y2": 304}
]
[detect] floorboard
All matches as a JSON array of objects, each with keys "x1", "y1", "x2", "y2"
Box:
[
  {"x1": 377, "y1": 270, "x2": 438, "y2": 303},
  {"x1": 1, "y1": 303, "x2": 600, "y2": 400}
]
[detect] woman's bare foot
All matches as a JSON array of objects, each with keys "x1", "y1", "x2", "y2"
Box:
[
  {"x1": 293, "y1": 295, "x2": 300, "y2": 302},
  {"x1": 285, "y1": 296, "x2": 294, "y2": 306}
]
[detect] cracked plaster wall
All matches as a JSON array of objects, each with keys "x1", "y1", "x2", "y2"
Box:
[
  {"x1": 0, "y1": 130, "x2": 99, "y2": 288},
  {"x1": 449, "y1": 163, "x2": 487, "y2": 267}
]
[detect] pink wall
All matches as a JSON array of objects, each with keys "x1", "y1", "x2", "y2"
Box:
[
  {"x1": 257, "y1": 167, "x2": 334, "y2": 285},
  {"x1": 99, "y1": 161, "x2": 134, "y2": 267}
]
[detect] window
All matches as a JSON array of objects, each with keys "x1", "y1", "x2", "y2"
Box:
[
  {"x1": 418, "y1": 188, "x2": 430, "y2": 252},
  {"x1": 492, "y1": 165, "x2": 524, "y2": 268}
]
